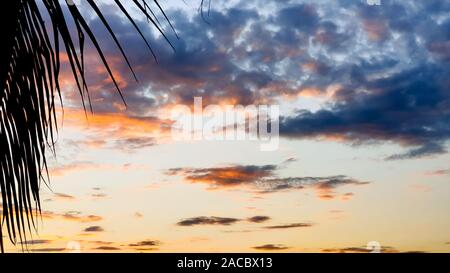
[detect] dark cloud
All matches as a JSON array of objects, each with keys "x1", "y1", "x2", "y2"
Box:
[
  {"x1": 61, "y1": 2, "x2": 334, "y2": 113},
  {"x1": 94, "y1": 246, "x2": 121, "y2": 251},
  {"x1": 113, "y1": 137, "x2": 156, "y2": 151},
  {"x1": 247, "y1": 216, "x2": 271, "y2": 223},
  {"x1": 128, "y1": 240, "x2": 160, "y2": 247},
  {"x1": 84, "y1": 226, "x2": 104, "y2": 232},
  {"x1": 177, "y1": 215, "x2": 277, "y2": 227},
  {"x1": 320, "y1": 246, "x2": 422, "y2": 253},
  {"x1": 167, "y1": 164, "x2": 369, "y2": 199},
  {"x1": 253, "y1": 244, "x2": 290, "y2": 251},
  {"x1": 386, "y1": 143, "x2": 447, "y2": 160},
  {"x1": 88, "y1": 240, "x2": 115, "y2": 245},
  {"x1": 281, "y1": 65, "x2": 450, "y2": 160},
  {"x1": 258, "y1": 176, "x2": 368, "y2": 200},
  {"x1": 31, "y1": 248, "x2": 66, "y2": 253},
  {"x1": 21, "y1": 239, "x2": 52, "y2": 245},
  {"x1": 167, "y1": 165, "x2": 277, "y2": 188},
  {"x1": 59, "y1": 1, "x2": 450, "y2": 159},
  {"x1": 264, "y1": 223, "x2": 313, "y2": 229},
  {"x1": 63, "y1": 5, "x2": 266, "y2": 114},
  {"x1": 177, "y1": 216, "x2": 240, "y2": 227},
  {"x1": 274, "y1": 4, "x2": 319, "y2": 43},
  {"x1": 134, "y1": 248, "x2": 159, "y2": 252}
]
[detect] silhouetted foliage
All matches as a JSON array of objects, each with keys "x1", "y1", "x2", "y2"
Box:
[{"x1": 0, "y1": 0, "x2": 188, "y2": 252}]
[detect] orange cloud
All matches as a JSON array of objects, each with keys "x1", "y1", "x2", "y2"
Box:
[
  {"x1": 167, "y1": 165, "x2": 277, "y2": 190},
  {"x1": 167, "y1": 165, "x2": 369, "y2": 200},
  {"x1": 49, "y1": 161, "x2": 104, "y2": 176},
  {"x1": 62, "y1": 108, "x2": 171, "y2": 138},
  {"x1": 39, "y1": 211, "x2": 103, "y2": 223},
  {"x1": 362, "y1": 19, "x2": 389, "y2": 41}
]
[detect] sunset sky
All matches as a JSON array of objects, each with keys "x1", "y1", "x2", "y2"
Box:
[{"x1": 5, "y1": 0, "x2": 450, "y2": 253}]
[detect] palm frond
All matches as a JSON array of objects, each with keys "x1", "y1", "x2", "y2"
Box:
[{"x1": 0, "y1": 0, "x2": 177, "y2": 252}]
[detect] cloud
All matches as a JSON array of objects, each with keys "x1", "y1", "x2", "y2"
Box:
[
  {"x1": 91, "y1": 193, "x2": 108, "y2": 199},
  {"x1": 386, "y1": 143, "x2": 447, "y2": 160},
  {"x1": 49, "y1": 161, "x2": 97, "y2": 176},
  {"x1": 94, "y1": 246, "x2": 121, "y2": 251},
  {"x1": 59, "y1": 109, "x2": 172, "y2": 149},
  {"x1": 0, "y1": 208, "x2": 103, "y2": 224},
  {"x1": 222, "y1": 230, "x2": 255, "y2": 234},
  {"x1": 31, "y1": 248, "x2": 66, "y2": 253},
  {"x1": 280, "y1": 65, "x2": 450, "y2": 160},
  {"x1": 126, "y1": 240, "x2": 161, "y2": 251},
  {"x1": 167, "y1": 165, "x2": 277, "y2": 189},
  {"x1": 51, "y1": 0, "x2": 450, "y2": 159},
  {"x1": 49, "y1": 159, "x2": 148, "y2": 177},
  {"x1": 128, "y1": 240, "x2": 160, "y2": 247},
  {"x1": 87, "y1": 240, "x2": 115, "y2": 246},
  {"x1": 311, "y1": 177, "x2": 369, "y2": 200},
  {"x1": 253, "y1": 244, "x2": 290, "y2": 251},
  {"x1": 167, "y1": 164, "x2": 369, "y2": 199},
  {"x1": 264, "y1": 223, "x2": 313, "y2": 229},
  {"x1": 247, "y1": 216, "x2": 271, "y2": 223},
  {"x1": 54, "y1": 4, "x2": 288, "y2": 112},
  {"x1": 177, "y1": 216, "x2": 240, "y2": 227},
  {"x1": 321, "y1": 246, "x2": 403, "y2": 253},
  {"x1": 176, "y1": 215, "x2": 311, "y2": 232},
  {"x1": 89, "y1": 188, "x2": 108, "y2": 199},
  {"x1": 426, "y1": 168, "x2": 450, "y2": 176},
  {"x1": 340, "y1": 192, "x2": 354, "y2": 201},
  {"x1": 59, "y1": 6, "x2": 268, "y2": 114},
  {"x1": 133, "y1": 248, "x2": 159, "y2": 252},
  {"x1": 21, "y1": 239, "x2": 52, "y2": 245},
  {"x1": 113, "y1": 137, "x2": 156, "y2": 151},
  {"x1": 409, "y1": 184, "x2": 432, "y2": 193},
  {"x1": 53, "y1": 193, "x2": 76, "y2": 201},
  {"x1": 283, "y1": 157, "x2": 298, "y2": 164},
  {"x1": 61, "y1": 211, "x2": 103, "y2": 223},
  {"x1": 84, "y1": 226, "x2": 104, "y2": 232},
  {"x1": 134, "y1": 212, "x2": 144, "y2": 219}
]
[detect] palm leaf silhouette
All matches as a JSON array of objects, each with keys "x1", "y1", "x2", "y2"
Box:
[{"x1": 0, "y1": 0, "x2": 185, "y2": 252}]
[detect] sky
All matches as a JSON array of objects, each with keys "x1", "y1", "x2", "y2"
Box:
[{"x1": 4, "y1": 0, "x2": 450, "y2": 253}]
